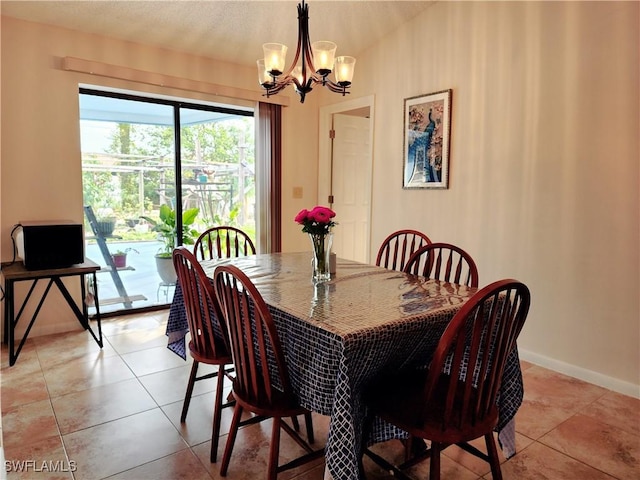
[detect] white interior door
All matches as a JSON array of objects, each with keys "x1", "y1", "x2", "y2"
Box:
[{"x1": 330, "y1": 113, "x2": 371, "y2": 263}]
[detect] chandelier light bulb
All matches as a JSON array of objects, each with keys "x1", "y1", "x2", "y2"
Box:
[
  {"x1": 311, "y1": 41, "x2": 337, "y2": 76},
  {"x1": 335, "y1": 56, "x2": 356, "y2": 86},
  {"x1": 263, "y1": 43, "x2": 287, "y2": 76}
]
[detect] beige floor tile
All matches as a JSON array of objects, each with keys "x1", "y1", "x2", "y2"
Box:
[
  {"x1": 1, "y1": 339, "x2": 40, "y2": 371},
  {"x1": 138, "y1": 363, "x2": 195, "y2": 406},
  {"x1": 161, "y1": 390, "x2": 236, "y2": 447},
  {"x1": 539, "y1": 413, "x2": 640, "y2": 479},
  {"x1": 2, "y1": 399, "x2": 60, "y2": 449},
  {"x1": 162, "y1": 389, "x2": 319, "y2": 453},
  {"x1": 362, "y1": 439, "x2": 406, "y2": 478},
  {"x1": 443, "y1": 431, "x2": 534, "y2": 476},
  {"x1": 51, "y1": 378, "x2": 157, "y2": 434},
  {"x1": 500, "y1": 441, "x2": 616, "y2": 479},
  {"x1": 120, "y1": 345, "x2": 189, "y2": 376},
  {"x1": 192, "y1": 419, "x2": 325, "y2": 480},
  {"x1": 407, "y1": 454, "x2": 482, "y2": 480},
  {"x1": 3, "y1": 435, "x2": 72, "y2": 480},
  {"x1": 106, "y1": 323, "x2": 170, "y2": 355},
  {"x1": 138, "y1": 361, "x2": 224, "y2": 406},
  {"x1": 33, "y1": 329, "x2": 118, "y2": 367},
  {"x1": 364, "y1": 439, "x2": 482, "y2": 480},
  {"x1": 41, "y1": 353, "x2": 135, "y2": 397},
  {"x1": 580, "y1": 390, "x2": 640, "y2": 437},
  {"x1": 516, "y1": 366, "x2": 608, "y2": 439},
  {"x1": 107, "y1": 448, "x2": 214, "y2": 480},
  {"x1": 99, "y1": 312, "x2": 167, "y2": 336},
  {"x1": 63, "y1": 408, "x2": 188, "y2": 479},
  {"x1": 289, "y1": 464, "x2": 326, "y2": 479},
  {"x1": 1, "y1": 364, "x2": 49, "y2": 411},
  {"x1": 519, "y1": 360, "x2": 535, "y2": 371},
  {"x1": 309, "y1": 413, "x2": 331, "y2": 444}
]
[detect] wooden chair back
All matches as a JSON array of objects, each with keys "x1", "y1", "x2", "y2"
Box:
[
  {"x1": 213, "y1": 264, "x2": 295, "y2": 410},
  {"x1": 214, "y1": 264, "x2": 323, "y2": 478},
  {"x1": 193, "y1": 226, "x2": 256, "y2": 262},
  {"x1": 424, "y1": 279, "x2": 530, "y2": 438},
  {"x1": 172, "y1": 246, "x2": 230, "y2": 361},
  {"x1": 403, "y1": 242, "x2": 479, "y2": 287},
  {"x1": 376, "y1": 229, "x2": 432, "y2": 272}
]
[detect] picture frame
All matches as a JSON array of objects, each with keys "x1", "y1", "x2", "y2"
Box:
[{"x1": 403, "y1": 89, "x2": 452, "y2": 189}]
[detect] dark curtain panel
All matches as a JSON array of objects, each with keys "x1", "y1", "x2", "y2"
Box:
[{"x1": 257, "y1": 102, "x2": 282, "y2": 252}]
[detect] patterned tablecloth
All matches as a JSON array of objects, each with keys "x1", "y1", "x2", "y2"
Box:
[{"x1": 166, "y1": 252, "x2": 523, "y2": 480}]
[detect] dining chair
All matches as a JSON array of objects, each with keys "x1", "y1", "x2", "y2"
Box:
[
  {"x1": 364, "y1": 279, "x2": 531, "y2": 480},
  {"x1": 399, "y1": 242, "x2": 479, "y2": 464},
  {"x1": 376, "y1": 229, "x2": 432, "y2": 272},
  {"x1": 403, "y1": 242, "x2": 479, "y2": 288},
  {"x1": 172, "y1": 246, "x2": 235, "y2": 462},
  {"x1": 193, "y1": 226, "x2": 256, "y2": 261},
  {"x1": 213, "y1": 264, "x2": 324, "y2": 480}
]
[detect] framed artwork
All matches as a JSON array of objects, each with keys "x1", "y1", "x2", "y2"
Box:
[{"x1": 403, "y1": 89, "x2": 452, "y2": 189}]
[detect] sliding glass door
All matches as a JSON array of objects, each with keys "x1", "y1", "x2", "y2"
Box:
[
  {"x1": 178, "y1": 107, "x2": 255, "y2": 238},
  {"x1": 79, "y1": 89, "x2": 255, "y2": 314}
]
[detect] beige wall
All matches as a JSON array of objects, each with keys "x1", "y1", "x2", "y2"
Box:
[
  {"x1": 322, "y1": 1, "x2": 638, "y2": 394},
  {"x1": 2, "y1": 1, "x2": 639, "y2": 396}
]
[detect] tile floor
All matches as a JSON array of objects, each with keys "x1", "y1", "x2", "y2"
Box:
[{"x1": 1, "y1": 311, "x2": 638, "y2": 479}]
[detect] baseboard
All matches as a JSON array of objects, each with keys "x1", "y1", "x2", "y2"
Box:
[{"x1": 519, "y1": 349, "x2": 640, "y2": 399}]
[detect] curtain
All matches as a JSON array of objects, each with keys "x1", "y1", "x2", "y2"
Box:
[{"x1": 256, "y1": 102, "x2": 282, "y2": 252}]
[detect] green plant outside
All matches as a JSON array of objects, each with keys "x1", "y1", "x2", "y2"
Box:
[{"x1": 141, "y1": 205, "x2": 200, "y2": 258}]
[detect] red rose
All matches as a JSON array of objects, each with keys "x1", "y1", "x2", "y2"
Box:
[
  {"x1": 295, "y1": 209, "x2": 310, "y2": 224},
  {"x1": 310, "y1": 206, "x2": 336, "y2": 224},
  {"x1": 311, "y1": 209, "x2": 329, "y2": 224}
]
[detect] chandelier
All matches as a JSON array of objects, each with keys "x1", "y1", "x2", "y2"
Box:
[{"x1": 257, "y1": 0, "x2": 356, "y2": 104}]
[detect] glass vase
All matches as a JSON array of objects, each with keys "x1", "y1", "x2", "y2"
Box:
[{"x1": 309, "y1": 232, "x2": 333, "y2": 282}]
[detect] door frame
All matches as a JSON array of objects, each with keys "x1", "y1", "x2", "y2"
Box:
[{"x1": 319, "y1": 95, "x2": 375, "y2": 262}]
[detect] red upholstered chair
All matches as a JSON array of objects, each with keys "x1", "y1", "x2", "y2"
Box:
[
  {"x1": 403, "y1": 242, "x2": 479, "y2": 288},
  {"x1": 364, "y1": 279, "x2": 531, "y2": 480},
  {"x1": 193, "y1": 226, "x2": 256, "y2": 261},
  {"x1": 376, "y1": 229, "x2": 432, "y2": 272},
  {"x1": 172, "y1": 246, "x2": 234, "y2": 463},
  {"x1": 213, "y1": 264, "x2": 324, "y2": 480}
]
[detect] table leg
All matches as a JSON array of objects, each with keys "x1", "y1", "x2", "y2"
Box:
[
  {"x1": 89, "y1": 272, "x2": 103, "y2": 347},
  {"x1": 9, "y1": 279, "x2": 55, "y2": 366},
  {"x1": 52, "y1": 275, "x2": 103, "y2": 348},
  {"x1": 5, "y1": 279, "x2": 15, "y2": 365},
  {"x1": 53, "y1": 277, "x2": 86, "y2": 326}
]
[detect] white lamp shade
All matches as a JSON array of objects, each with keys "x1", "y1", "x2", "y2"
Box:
[
  {"x1": 311, "y1": 41, "x2": 337, "y2": 75},
  {"x1": 335, "y1": 56, "x2": 356, "y2": 85},
  {"x1": 257, "y1": 59, "x2": 273, "y2": 87},
  {"x1": 263, "y1": 43, "x2": 287, "y2": 76}
]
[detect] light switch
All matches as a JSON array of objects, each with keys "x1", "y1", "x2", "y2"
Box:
[{"x1": 293, "y1": 187, "x2": 303, "y2": 199}]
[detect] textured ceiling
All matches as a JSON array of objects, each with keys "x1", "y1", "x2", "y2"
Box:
[{"x1": 2, "y1": 1, "x2": 433, "y2": 68}]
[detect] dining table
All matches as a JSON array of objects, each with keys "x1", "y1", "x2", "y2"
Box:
[{"x1": 165, "y1": 252, "x2": 524, "y2": 480}]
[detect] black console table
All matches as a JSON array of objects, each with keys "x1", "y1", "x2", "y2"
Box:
[{"x1": 1, "y1": 260, "x2": 103, "y2": 366}]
